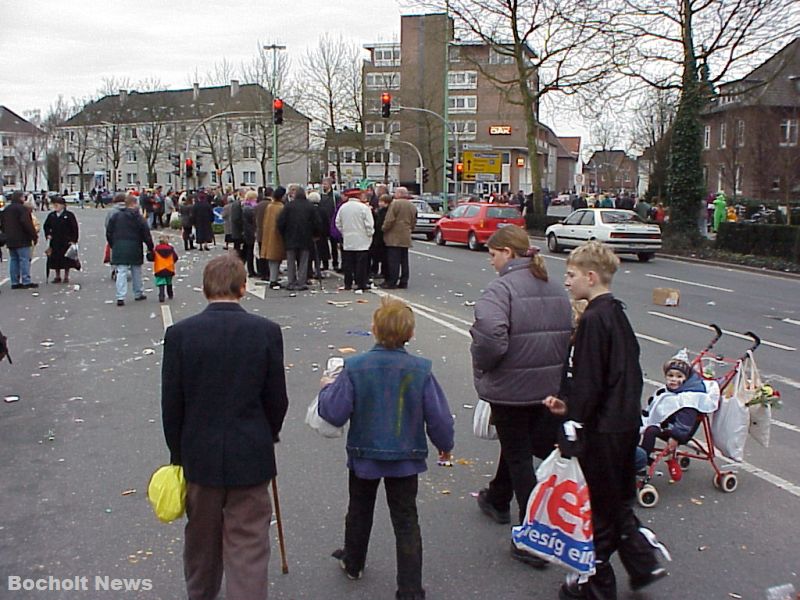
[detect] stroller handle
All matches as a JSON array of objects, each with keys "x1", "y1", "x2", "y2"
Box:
[
  {"x1": 743, "y1": 331, "x2": 761, "y2": 353},
  {"x1": 701, "y1": 324, "x2": 724, "y2": 353}
]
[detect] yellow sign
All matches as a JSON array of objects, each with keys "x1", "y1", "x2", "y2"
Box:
[
  {"x1": 461, "y1": 151, "x2": 502, "y2": 182},
  {"x1": 489, "y1": 125, "x2": 512, "y2": 135}
]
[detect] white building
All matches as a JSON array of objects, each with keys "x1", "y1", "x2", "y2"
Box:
[{"x1": 1, "y1": 106, "x2": 47, "y2": 193}]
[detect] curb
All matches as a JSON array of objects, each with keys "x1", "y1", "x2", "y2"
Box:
[{"x1": 527, "y1": 234, "x2": 800, "y2": 281}]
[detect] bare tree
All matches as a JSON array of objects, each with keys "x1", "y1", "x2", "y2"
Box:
[{"x1": 629, "y1": 87, "x2": 678, "y2": 200}]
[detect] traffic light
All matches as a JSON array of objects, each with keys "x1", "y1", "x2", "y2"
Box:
[
  {"x1": 445, "y1": 158, "x2": 455, "y2": 180},
  {"x1": 456, "y1": 162, "x2": 464, "y2": 180},
  {"x1": 381, "y1": 92, "x2": 391, "y2": 118},
  {"x1": 169, "y1": 153, "x2": 180, "y2": 168},
  {"x1": 273, "y1": 98, "x2": 284, "y2": 125},
  {"x1": 422, "y1": 167, "x2": 429, "y2": 184},
  {"x1": 185, "y1": 157, "x2": 194, "y2": 178}
]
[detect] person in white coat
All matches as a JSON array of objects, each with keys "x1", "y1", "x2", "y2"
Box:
[{"x1": 335, "y1": 191, "x2": 374, "y2": 293}]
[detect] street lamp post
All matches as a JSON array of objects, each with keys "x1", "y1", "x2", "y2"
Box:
[{"x1": 264, "y1": 44, "x2": 286, "y2": 186}]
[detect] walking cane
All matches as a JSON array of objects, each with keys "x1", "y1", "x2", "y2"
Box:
[{"x1": 271, "y1": 478, "x2": 289, "y2": 574}]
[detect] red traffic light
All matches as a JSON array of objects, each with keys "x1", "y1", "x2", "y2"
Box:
[
  {"x1": 273, "y1": 98, "x2": 284, "y2": 110},
  {"x1": 456, "y1": 162, "x2": 463, "y2": 173},
  {"x1": 381, "y1": 92, "x2": 391, "y2": 118},
  {"x1": 185, "y1": 158, "x2": 193, "y2": 167},
  {"x1": 381, "y1": 92, "x2": 391, "y2": 104}
]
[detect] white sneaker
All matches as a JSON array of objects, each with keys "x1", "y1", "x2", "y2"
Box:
[{"x1": 354, "y1": 289, "x2": 363, "y2": 295}]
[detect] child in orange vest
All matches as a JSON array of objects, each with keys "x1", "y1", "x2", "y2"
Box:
[{"x1": 153, "y1": 234, "x2": 178, "y2": 303}]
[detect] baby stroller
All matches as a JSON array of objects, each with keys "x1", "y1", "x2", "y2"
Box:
[{"x1": 637, "y1": 324, "x2": 761, "y2": 508}]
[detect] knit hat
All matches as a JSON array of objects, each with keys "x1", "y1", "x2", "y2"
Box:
[{"x1": 663, "y1": 348, "x2": 692, "y2": 378}]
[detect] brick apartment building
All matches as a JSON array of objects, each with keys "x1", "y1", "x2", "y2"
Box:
[
  {"x1": 701, "y1": 38, "x2": 800, "y2": 203},
  {"x1": 584, "y1": 149, "x2": 638, "y2": 195},
  {"x1": 327, "y1": 12, "x2": 575, "y2": 196}
]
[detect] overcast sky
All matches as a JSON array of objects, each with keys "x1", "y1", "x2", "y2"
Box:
[{"x1": 0, "y1": 0, "x2": 587, "y2": 138}]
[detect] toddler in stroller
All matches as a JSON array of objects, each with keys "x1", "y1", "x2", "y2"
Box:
[{"x1": 638, "y1": 350, "x2": 720, "y2": 481}]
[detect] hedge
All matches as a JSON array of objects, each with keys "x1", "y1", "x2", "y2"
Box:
[{"x1": 716, "y1": 223, "x2": 800, "y2": 262}]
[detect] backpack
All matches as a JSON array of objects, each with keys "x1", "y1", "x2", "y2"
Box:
[{"x1": 0, "y1": 329, "x2": 11, "y2": 364}]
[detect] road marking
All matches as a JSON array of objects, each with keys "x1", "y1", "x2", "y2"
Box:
[
  {"x1": 0, "y1": 277, "x2": 8, "y2": 287},
  {"x1": 246, "y1": 278, "x2": 266, "y2": 299},
  {"x1": 645, "y1": 273, "x2": 734, "y2": 293},
  {"x1": 405, "y1": 299, "x2": 474, "y2": 327},
  {"x1": 541, "y1": 254, "x2": 567, "y2": 262},
  {"x1": 410, "y1": 249, "x2": 453, "y2": 263},
  {"x1": 782, "y1": 318, "x2": 800, "y2": 326},
  {"x1": 636, "y1": 333, "x2": 671, "y2": 346},
  {"x1": 728, "y1": 459, "x2": 800, "y2": 499},
  {"x1": 767, "y1": 373, "x2": 800, "y2": 390},
  {"x1": 161, "y1": 305, "x2": 173, "y2": 332},
  {"x1": 774, "y1": 419, "x2": 800, "y2": 434},
  {"x1": 647, "y1": 311, "x2": 796, "y2": 352},
  {"x1": 375, "y1": 291, "x2": 472, "y2": 337}
]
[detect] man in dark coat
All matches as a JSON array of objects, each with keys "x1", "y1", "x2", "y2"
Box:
[
  {"x1": 318, "y1": 177, "x2": 341, "y2": 272},
  {"x1": 106, "y1": 195, "x2": 154, "y2": 306},
  {"x1": 276, "y1": 188, "x2": 321, "y2": 291},
  {"x1": 191, "y1": 193, "x2": 215, "y2": 251},
  {"x1": 0, "y1": 191, "x2": 39, "y2": 289},
  {"x1": 161, "y1": 254, "x2": 288, "y2": 600}
]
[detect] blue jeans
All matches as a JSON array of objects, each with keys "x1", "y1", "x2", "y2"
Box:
[
  {"x1": 9, "y1": 246, "x2": 32, "y2": 285},
  {"x1": 114, "y1": 264, "x2": 143, "y2": 300}
]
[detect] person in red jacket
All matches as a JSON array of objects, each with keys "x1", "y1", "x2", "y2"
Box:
[{"x1": 153, "y1": 234, "x2": 178, "y2": 302}]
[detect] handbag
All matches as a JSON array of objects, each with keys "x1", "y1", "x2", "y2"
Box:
[
  {"x1": 472, "y1": 399, "x2": 498, "y2": 440},
  {"x1": 738, "y1": 350, "x2": 771, "y2": 447},
  {"x1": 711, "y1": 353, "x2": 756, "y2": 461},
  {"x1": 511, "y1": 446, "x2": 595, "y2": 576}
]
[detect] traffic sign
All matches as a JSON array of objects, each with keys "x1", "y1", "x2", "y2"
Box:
[{"x1": 462, "y1": 151, "x2": 502, "y2": 182}]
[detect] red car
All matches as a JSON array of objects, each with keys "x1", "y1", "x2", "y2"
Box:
[{"x1": 433, "y1": 203, "x2": 525, "y2": 250}]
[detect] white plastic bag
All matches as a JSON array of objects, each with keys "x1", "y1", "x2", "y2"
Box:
[
  {"x1": 306, "y1": 357, "x2": 345, "y2": 438},
  {"x1": 736, "y1": 350, "x2": 772, "y2": 448},
  {"x1": 472, "y1": 399, "x2": 497, "y2": 440},
  {"x1": 511, "y1": 447, "x2": 595, "y2": 577},
  {"x1": 170, "y1": 211, "x2": 181, "y2": 228},
  {"x1": 712, "y1": 396, "x2": 749, "y2": 461},
  {"x1": 748, "y1": 403, "x2": 772, "y2": 448},
  {"x1": 65, "y1": 243, "x2": 79, "y2": 261}
]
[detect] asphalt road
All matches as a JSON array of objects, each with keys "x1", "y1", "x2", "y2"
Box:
[{"x1": 0, "y1": 208, "x2": 797, "y2": 600}]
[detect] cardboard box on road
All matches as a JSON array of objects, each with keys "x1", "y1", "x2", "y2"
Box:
[{"x1": 652, "y1": 287, "x2": 680, "y2": 306}]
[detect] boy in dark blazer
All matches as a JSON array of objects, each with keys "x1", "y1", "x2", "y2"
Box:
[{"x1": 161, "y1": 253, "x2": 288, "y2": 600}]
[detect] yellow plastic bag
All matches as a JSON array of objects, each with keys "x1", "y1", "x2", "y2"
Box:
[{"x1": 148, "y1": 465, "x2": 186, "y2": 523}]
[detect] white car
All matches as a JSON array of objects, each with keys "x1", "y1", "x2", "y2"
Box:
[
  {"x1": 545, "y1": 208, "x2": 662, "y2": 262},
  {"x1": 62, "y1": 192, "x2": 85, "y2": 204},
  {"x1": 411, "y1": 199, "x2": 441, "y2": 240}
]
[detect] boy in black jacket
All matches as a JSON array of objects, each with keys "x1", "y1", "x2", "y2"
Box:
[{"x1": 545, "y1": 241, "x2": 668, "y2": 600}]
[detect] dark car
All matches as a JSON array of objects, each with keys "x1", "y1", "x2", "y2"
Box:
[{"x1": 433, "y1": 203, "x2": 525, "y2": 250}]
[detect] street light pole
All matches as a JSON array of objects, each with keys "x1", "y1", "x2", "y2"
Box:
[
  {"x1": 264, "y1": 43, "x2": 286, "y2": 186},
  {"x1": 442, "y1": 2, "x2": 450, "y2": 204}
]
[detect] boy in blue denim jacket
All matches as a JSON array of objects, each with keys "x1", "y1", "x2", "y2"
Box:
[{"x1": 318, "y1": 297, "x2": 454, "y2": 600}]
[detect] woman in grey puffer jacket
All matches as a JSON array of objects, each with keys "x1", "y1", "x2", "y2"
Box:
[{"x1": 469, "y1": 225, "x2": 572, "y2": 560}]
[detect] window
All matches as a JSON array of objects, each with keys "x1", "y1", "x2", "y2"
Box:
[
  {"x1": 703, "y1": 125, "x2": 711, "y2": 149},
  {"x1": 719, "y1": 122, "x2": 727, "y2": 148},
  {"x1": 717, "y1": 165, "x2": 725, "y2": 192},
  {"x1": 563, "y1": 211, "x2": 584, "y2": 226},
  {"x1": 489, "y1": 47, "x2": 515, "y2": 65},
  {"x1": 449, "y1": 120, "x2": 477, "y2": 140},
  {"x1": 735, "y1": 120, "x2": 745, "y2": 147},
  {"x1": 486, "y1": 207, "x2": 520, "y2": 219},
  {"x1": 1, "y1": 136, "x2": 12, "y2": 147},
  {"x1": 373, "y1": 46, "x2": 400, "y2": 66},
  {"x1": 96, "y1": 155, "x2": 104, "y2": 164},
  {"x1": 241, "y1": 121, "x2": 256, "y2": 135},
  {"x1": 126, "y1": 173, "x2": 136, "y2": 185},
  {"x1": 2, "y1": 156, "x2": 15, "y2": 167},
  {"x1": 243, "y1": 146, "x2": 256, "y2": 159},
  {"x1": 448, "y1": 46, "x2": 461, "y2": 63},
  {"x1": 449, "y1": 95, "x2": 477, "y2": 113},
  {"x1": 67, "y1": 152, "x2": 76, "y2": 163},
  {"x1": 579, "y1": 212, "x2": 595, "y2": 226},
  {"x1": 448, "y1": 71, "x2": 478, "y2": 90},
  {"x1": 735, "y1": 165, "x2": 743, "y2": 194},
  {"x1": 127, "y1": 127, "x2": 137, "y2": 140},
  {"x1": 771, "y1": 177, "x2": 781, "y2": 191},
  {"x1": 464, "y1": 205, "x2": 481, "y2": 218},
  {"x1": 780, "y1": 119, "x2": 798, "y2": 146},
  {"x1": 125, "y1": 150, "x2": 137, "y2": 163},
  {"x1": 211, "y1": 170, "x2": 218, "y2": 184},
  {"x1": 365, "y1": 121, "x2": 385, "y2": 136},
  {"x1": 365, "y1": 72, "x2": 400, "y2": 90},
  {"x1": 242, "y1": 171, "x2": 257, "y2": 185},
  {"x1": 2, "y1": 174, "x2": 16, "y2": 186}
]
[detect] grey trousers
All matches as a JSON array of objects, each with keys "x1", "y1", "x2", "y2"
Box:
[
  {"x1": 184, "y1": 481, "x2": 272, "y2": 600},
  {"x1": 267, "y1": 260, "x2": 281, "y2": 283},
  {"x1": 286, "y1": 248, "x2": 309, "y2": 288}
]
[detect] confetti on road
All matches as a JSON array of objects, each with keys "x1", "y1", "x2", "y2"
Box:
[
  {"x1": 4, "y1": 395, "x2": 20, "y2": 403},
  {"x1": 338, "y1": 347, "x2": 357, "y2": 354}
]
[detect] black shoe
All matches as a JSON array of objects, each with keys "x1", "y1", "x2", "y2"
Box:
[
  {"x1": 477, "y1": 489, "x2": 510, "y2": 524},
  {"x1": 116, "y1": 299, "x2": 125, "y2": 307},
  {"x1": 11, "y1": 284, "x2": 23, "y2": 290},
  {"x1": 134, "y1": 295, "x2": 147, "y2": 301},
  {"x1": 331, "y1": 548, "x2": 362, "y2": 581},
  {"x1": 397, "y1": 282, "x2": 408, "y2": 289},
  {"x1": 23, "y1": 283, "x2": 39, "y2": 289},
  {"x1": 159, "y1": 296, "x2": 165, "y2": 303},
  {"x1": 629, "y1": 567, "x2": 668, "y2": 591},
  {"x1": 295, "y1": 285, "x2": 309, "y2": 291},
  {"x1": 510, "y1": 544, "x2": 548, "y2": 569},
  {"x1": 379, "y1": 282, "x2": 397, "y2": 290},
  {"x1": 334, "y1": 267, "x2": 343, "y2": 273},
  {"x1": 559, "y1": 581, "x2": 586, "y2": 599}
]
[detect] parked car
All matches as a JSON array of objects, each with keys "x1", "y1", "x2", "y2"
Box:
[
  {"x1": 433, "y1": 203, "x2": 525, "y2": 250},
  {"x1": 411, "y1": 199, "x2": 441, "y2": 240},
  {"x1": 545, "y1": 208, "x2": 662, "y2": 262},
  {"x1": 550, "y1": 194, "x2": 571, "y2": 206},
  {"x1": 62, "y1": 192, "x2": 84, "y2": 204}
]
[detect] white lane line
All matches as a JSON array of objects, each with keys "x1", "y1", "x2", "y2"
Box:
[
  {"x1": 0, "y1": 277, "x2": 8, "y2": 287},
  {"x1": 774, "y1": 420, "x2": 800, "y2": 434},
  {"x1": 729, "y1": 460, "x2": 800, "y2": 499},
  {"x1": 374, "y1": 291, "x2": 472, "y2": 338},
  {"x1": 405, "y1": 299, "x2": 474, "y2": 327},
  {"x1": 636, "y1": 333, "x2": 671, "y2": 346},
  {"x1": 542, "y1": 254, "x2": 567, "y2": 262},
  {"x1": 767, "y1": 373, "x2": 800, "y2": 391},
  {"x1": 783, "y1": 318, "x2": 800, "y2": 326},
  {"x1": 647, "y1": 311, "x2": 796, "y2": 352},
  {"x1": 410, "y1": 249, "x2": 453, "y2": 263},
  {"x1": 645, "y1": 273, "x2": 734, "y2": 293},
  {"x1": 161, "y1": 305, "x2": 173, "y2": 332}
]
